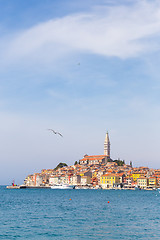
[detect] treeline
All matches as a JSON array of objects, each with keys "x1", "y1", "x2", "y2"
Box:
[
  {"x1": 108, "y1": 158, "x2": 125, "y2": 166},
  {"x1": 54, "y1": 162, "x2": 68, "y2": 170},
  {"x1": 113, "y1": 159, "x2": 125, "y2": 166},
  {"x1": 54, "y1": 159, "x2": 125, "y2": 170}
]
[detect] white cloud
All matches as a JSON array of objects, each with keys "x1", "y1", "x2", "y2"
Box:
[{"x1": 1, "y1": 0, "x2": 160, "y2": 66}]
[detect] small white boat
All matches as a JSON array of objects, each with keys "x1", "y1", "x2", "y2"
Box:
[{"x1": 51, "y1": 184, "x2": 75, "y2": 189}]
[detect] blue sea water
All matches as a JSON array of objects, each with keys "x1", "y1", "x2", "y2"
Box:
[{"x1": 0, "y1": 186, "x2": 160, "y2": 239}]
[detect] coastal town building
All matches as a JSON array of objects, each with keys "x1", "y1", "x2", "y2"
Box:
[
  {"x1": 137, "y1": 177, "x2": 148, "y2": 189},
  {"x1": 49, "y1": 176, "x2": 59, "y2": 185},
  {"x1": 79, "y1": 155, "x2": 108, "y2": 165},
  {"x1": 132, "y1": 172, "x2": 145, "y2": 182},
  {"x1": 70, "y1": 175, "x2": 81, "y2": 185},
  {"x1": 148, "y1": 177, "x2": 157, "y2": 188},
  {"x1": 23, "y1": 131, "x2": 160, "y2": 190},
  {"x1": 100, "y1": 174, "x2": 121, "y2": 189},
  {"x1": 35, "y1": 175, "x2": 43, "y2": 186},
  {"x1": 123, "y1": 177, "x2": 135, "y2": 189},
  {"x1": 104, "y1": 131, "x2": 110, "y2": 157},
  {"x1": 81, "y1": 176, "x2": 91, "y2": 185}
]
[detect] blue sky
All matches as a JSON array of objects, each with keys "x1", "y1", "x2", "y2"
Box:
[{"x1": 1, "y1": 0, "x2": 160, "y2": 184}]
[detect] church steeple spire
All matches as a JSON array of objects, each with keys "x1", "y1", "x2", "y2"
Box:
[{"x1": 104, "y1": 131, "x2": 110, "y2": 157}]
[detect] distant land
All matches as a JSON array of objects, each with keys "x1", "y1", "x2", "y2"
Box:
[{"x1": 8, "y1": 132, "x2": 160, "y2": 190}]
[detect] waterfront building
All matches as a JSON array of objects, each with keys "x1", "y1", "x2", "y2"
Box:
[
  {"x1": 49, "y1": 175, "x2": 59, "y2": 185},
  {"x1": 49, "y1": 175, "x2": 66, "y2": 185},
  {"x1": 91, "y1": 176, "x2": 98, "y2": 186},
  {"x1": 100, "y1": 174, "x2": 120, "y2": 189},
  {"x1": 24, "y1": 173, "x2": 44, "y2": 186},
  {"x1": 123, "y1": 177, "x2": 135, "y2": 189},
  {"x1": 94, "y1": 169, "x2": 105, "y2": 185},
  {"x1": 35, "y1": 174, "x2": 43, "y2": 186},
  {"x1": 148, "y1": 177, "x2": 158, "y2": 188},
  {"x1": 81, "y1": 176, "x2": 91, "y2": 185},
  {"x1": 60, "y1": 175, "x2": 66, "y2": 184},
  {"x1": 64, "y1": 174, "x2": 73, "y2": 184},
  {"x1": 153, "y1": 170, "x2": 160, "y2": 186},
  {"x1": 137, "y1": 177, "x2": 149, "y2": 189},
  {"x1": 24, "y1": 175, "x2": 35, "y2": 186},
  {"x1": 70, "y1": 175, "x2": 81, "y2": 185},
  {"x1": 117, "y1": 173, "x2": 125, "y2": 183}
]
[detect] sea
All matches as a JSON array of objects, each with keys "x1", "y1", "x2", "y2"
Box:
[{"x1": 0, "y1": 186, "x2": 160, "y2": 240}]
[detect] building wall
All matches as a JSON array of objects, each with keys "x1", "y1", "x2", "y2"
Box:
[
  {"x1": 149, "y1": 178, "x2": 157, "y2": 187},
  {"x1": 49, "y1": 177, "x2": 59, "y2": 185},
  {"x1": 132, "y1": 173, "x2": 143, "y2": 182},
  {"x1": 81, "y1": 176, "x2": 91, "y2": 185},
  {"x1": 36, "y1": 175, "x2": 43, "y2": 186},
  {"x1": 137, "y1": 178, "x2": 148, "y2": 189},
  {"x1": 70, "y1": 175, "x2": 81, "y2": 185},
  {"x1": 100, "y1": 175, "x2": 120, "y2": 189}
]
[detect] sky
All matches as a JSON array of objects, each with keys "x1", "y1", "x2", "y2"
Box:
[{"x1": 1, "y1": 0, "x2": 160, "y2": 184}]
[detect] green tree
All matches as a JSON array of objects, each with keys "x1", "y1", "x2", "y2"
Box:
[
  {"x1": 113, "y1": 159, "x2": 125, "y2": 166},
  {"x1": 107, "y1": 158, "x2": 112, "y2": 162},
  {"x1": 54, "y1": 162, "x2": 68, "y2": 170}
]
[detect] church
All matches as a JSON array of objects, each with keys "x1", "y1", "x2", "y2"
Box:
[{"x1": 79, "y1": 132, "x2": 112, "y2": 165}]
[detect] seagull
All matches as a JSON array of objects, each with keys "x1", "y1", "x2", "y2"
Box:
[{"x1": 47, "y1": 129, "x2": 63, "y2": 137}]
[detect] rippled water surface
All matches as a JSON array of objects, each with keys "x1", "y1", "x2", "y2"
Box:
[{"x1": 0, "y1": 186, "x2": 160, "y2": 239}]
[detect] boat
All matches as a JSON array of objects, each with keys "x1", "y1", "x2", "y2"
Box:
[{"x1": 51, "y1": 184, "x2": 75, "y2": 189}]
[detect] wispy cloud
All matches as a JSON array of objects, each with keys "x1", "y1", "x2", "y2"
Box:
[{"x1": 1, "y1": 0, "x2": 160, "y2": 67}]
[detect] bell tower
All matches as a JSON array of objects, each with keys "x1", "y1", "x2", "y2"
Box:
[{"x1": 104, "y1": 131, "x2": 110, "y2": 157}]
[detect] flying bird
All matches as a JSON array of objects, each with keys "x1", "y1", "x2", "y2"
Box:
[{"x1": 47, "y1": 129, "x2": 63, "y2": 137}]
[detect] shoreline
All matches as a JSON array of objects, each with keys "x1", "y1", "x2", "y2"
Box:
[{"x1": 6, "y1": 185, "x2": 159, "y2": 190}]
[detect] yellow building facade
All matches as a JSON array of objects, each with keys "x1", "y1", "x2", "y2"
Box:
[
  {"x1": 132, "y1": 173, "x2": 144, "y2": 182},
  {"x1": 100, "y1": 174, "x2": 120, "y2": 189}
]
